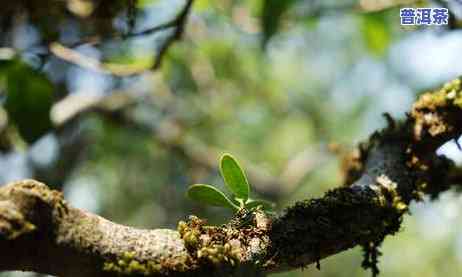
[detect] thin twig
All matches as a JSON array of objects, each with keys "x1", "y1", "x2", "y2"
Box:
[
  {"x1": 48, "y1": 0, "x2": 195, "y2": 74},
  {"x1": 152, "y1": 0, "x2": 194, "y2": 70}
]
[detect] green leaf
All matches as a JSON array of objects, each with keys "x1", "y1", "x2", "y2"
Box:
[
  {"x1": 187, "y1": 184, "x2": 239, "y2": 210},
  {"x1": 245, "y1": 198, "x2": 275, "y2": 210},
  {"x1": 220, "y1": 153, "x2": 250, "y2": 201},
  {"x1": 1, "y1": 59, "x2": 54, "y2": 144},
  {"x1": 261, "y1": 0, "x2": 296, "y2": 48}
]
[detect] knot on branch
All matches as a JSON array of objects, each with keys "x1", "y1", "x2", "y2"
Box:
[{"x1": 0, "y1": 180, "x2": 67, "y2": 240}]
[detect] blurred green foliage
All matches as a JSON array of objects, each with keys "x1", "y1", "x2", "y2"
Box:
[
  {"x1": 2, "y1": 0, "x2": 462, "y2": 277},
  {"x1": 1, "y1": 59, "x2": 53, "y2": 144},
  {"x1": 361, "y1": 11, "x2": 393, "y2": 57},
  {"x1": 260, "y1": 0, "x2": 297, "y2": 47}
]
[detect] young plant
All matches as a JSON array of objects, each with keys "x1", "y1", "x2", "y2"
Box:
[{"x1": 187, "y1": 153, "x2": 273, "y2": 211}]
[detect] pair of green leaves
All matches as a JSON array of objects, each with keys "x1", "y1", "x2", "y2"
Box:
[{"x1": 187, "y1": 153, "x2": 273, "y2": 211}]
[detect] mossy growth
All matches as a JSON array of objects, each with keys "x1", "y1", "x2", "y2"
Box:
[
  {"x1": 103, "y1": 251, "x2": 164, "y2": 276},
  {"x1": 268, "y1": 185, "x2": 403, "y2": 271},
  {"x1": 102, "y1": 250, "x2": 190, "y2": 276},
  {"x1": 370, "y1": 175, "x2": 407, "y2": 213},
  {"x1": 414, "y1": 78, "x2": 462, "y2": 109},
  {"x1": 361, "y1": 174, "x2": 408, "y2": 277},
  {"x1": 177, "y1": 215, "x2": 242, "y2": 267},
  {"x1": 412, "y1": 77, "x2": 462, "y2": 140},
  {"x1": 177, "y1": 209, "x2": 271, "y2": 269},
  {"x1": 103, "y1": 204, "x2": 271, "y2": 275},
  {"x1": 361, "y1": 241, "x2": 382, "y2": 277}
]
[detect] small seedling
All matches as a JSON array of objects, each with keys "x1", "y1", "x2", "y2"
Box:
[{"x1": 187, "y1": 153, "x2": 273, "y2": 211}]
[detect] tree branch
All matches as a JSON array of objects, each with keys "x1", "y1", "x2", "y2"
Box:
[
  {"x1": 47, "y1": 0, "x2": 195, "y2": 76},
  {"x1": 1, "y1": 77, "x2": 462, "y2": 276}
]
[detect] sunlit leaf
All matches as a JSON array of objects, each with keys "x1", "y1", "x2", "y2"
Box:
[
  {"x1": 220, "y1": 153, "x2": 250, "y2": 201},
  {"x1": 187, "y1": 184, "x2": 239, "y2": 210}
]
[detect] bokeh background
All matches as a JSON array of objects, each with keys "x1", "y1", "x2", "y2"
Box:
[{"x1": 1, "y1": 0, "x2": 462, "y2": 276}]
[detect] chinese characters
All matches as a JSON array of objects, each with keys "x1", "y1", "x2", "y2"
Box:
[{"x1": 400, "y1": 8, "x2": 449, "y2": 26}]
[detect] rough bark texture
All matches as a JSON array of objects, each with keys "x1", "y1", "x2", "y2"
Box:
[{"x1": 1, "y1": 77, "x2": 462, "y2": 276}]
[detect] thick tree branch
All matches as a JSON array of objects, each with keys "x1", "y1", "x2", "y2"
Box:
[
  {"x1": 267, "y1": 78, "x2": 462, "y2": 271},
  {"x1": 1, "y1": 78, "x2": 462, "y2": 276}
]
